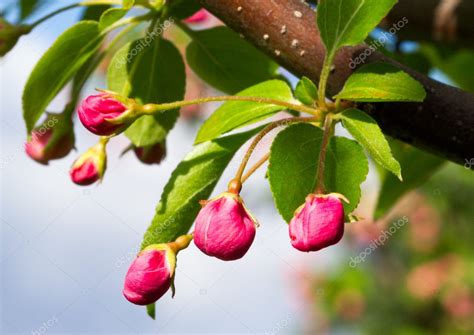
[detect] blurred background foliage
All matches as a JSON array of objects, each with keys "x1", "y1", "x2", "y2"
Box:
[{"x1": 300, "y1": 163, "x2": 474, "y2": 334}]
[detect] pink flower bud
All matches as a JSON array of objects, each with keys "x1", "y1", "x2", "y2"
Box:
[
  {"x1": 194, "y1": 193, "x2": 257, "y2": 261},
  {"x1": 123, "y1": 245, "x2": 175, "y2": 305},
  {"x1": 24, "y1": 114, "x2": 74, "y2": 165},
  {"x1": 78, "y1": 93, "x2": 129, "y2": 136},
  {"x1": 134, "y1": 141, "x2": 166, "y2": 165},
  {"x1": 69, "y1": 140, "x2": 107, "y2": 186},
  {"x1": 289, "y1": 194, "x2": 346, "y2": 252},
  {"x1": 123, "y1": 235, "x2": 192, "y2": 306},
  {"x1": 184, "y1": 9, "x2": 210, "y2": 24}
]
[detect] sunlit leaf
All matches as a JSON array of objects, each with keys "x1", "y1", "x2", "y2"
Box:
[
  {"x1": 341, "y1": 108, "x2": 401, "y2": 179},
  {"x1": 269, "y1": 123, "x2": 369, "y2": 222},
  {"x1": 23, "y1": 21, "x2": 103, "y2": 133},
  {"x1": 335, "y1": 63, "x2": 426, "y2": 102}
]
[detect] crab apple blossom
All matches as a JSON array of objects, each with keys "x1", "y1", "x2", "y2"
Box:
[
  {"x1": 289, "y1": 193, "x2": 347, "y2": 252},
  {"x1": 78, "y1": 93, "x2": 132, "y2": 136},
  {"x1": 25, "y1": 114, "x2": 74, "y2": 164},
  {"x1": 194, "y1": 192, "x2": 257, "y2": 261},
  {"x1": 123, "y1": 235, "x2": 192, "y2": 305},
  {"x1": 69, "y1": 139, "x2": 107, "y2": 186}
]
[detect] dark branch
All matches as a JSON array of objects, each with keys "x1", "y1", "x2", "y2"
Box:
[
  {"x1": 383, "y1": 0, "x2": 474, "y2": 47},
  {"x1": 200, "y1": 0, "x2": 474, "y2": 164}
]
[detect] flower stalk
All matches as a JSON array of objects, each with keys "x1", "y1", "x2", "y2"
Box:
[
  {"x1": 241, "y1": 152, "x2": 270, "y2": 184},
  {"x1": 139, "y1": 96, "x2": 322, "y2": 117},
  {"x1": 315, "y1": 114, "x2": 333, "y2": 194},
  {"x1": 28, "y1": 1, "x2": 123, "y2": 29},
  {"x1": 233, "y1": 116, "x2": 319, "y2": 188},
  {"x1": 317, "y1": 54, "x2": 335, "y2": 109}
]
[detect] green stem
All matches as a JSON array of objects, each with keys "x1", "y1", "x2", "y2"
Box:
[
  {"x1": 317, "y1": 53, "x2": 335, "y2": 108},
  {"x1": 141, "y1": 96, "x2": 321, "y2": 116},
  {"x1": 315, "y1": 114, "x2": 333, "y2": 194},
  {"x1": 29, "y1": 1, "x2": 122, "y2": 29},
  {"x1": 241, "y1": 152, "x2": 270, "y2": 184},
  {"x1": 79, "y1": 0, "x2": 122, "y2": 5},
  {"x1": 100, "y1": 136, "x2": 110, "y2": 145},
  {"x1": 63, "y1": 101, "x2": 77, "y2": 119},
  {"x1": 29, "y1": 4, "x2": 79, "y2": 28},
  {"x1": 233, "y1": 116, "x2": 319, "y2": 189},
  {"x1": 168, "y1": 234, "x2": 194, "y2": 254},
  {"x1": 98, "y1": 136, "x2": 111, "y2": 153}
]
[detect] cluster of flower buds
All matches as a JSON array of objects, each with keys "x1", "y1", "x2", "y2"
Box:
[
  {"x1": 122, "y1": 182, "x2": 349, "y2": 307},
  {"x1": 193, "y1": 179, "x2": 348, "y2": 260},
  {"x1": 64, "y1": 92, "x2": 172, "y2": 186},
  {"x1": 75, "y1": 91, "x2": 349, "y2": 307},
  {"x1": 69, "y1": 138, "x2": 107, "y2": 186},
  {"x1": 25, "y1": 113, "x2": 75, "y2": 165},
  {"x1": 0, "y1": 17, "x2": 31, "y2": 57},
  {"x1": 123, "y1": 234, "x2": 193, "y2": 305},
  {"x1": 78, "y1": 92, "x2": 138, "y2": 136}
]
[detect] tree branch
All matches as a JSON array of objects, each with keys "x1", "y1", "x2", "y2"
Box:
[
  {"x1": 200, "y1": 0, "x2": 474, "y2": 165},
  {"x1": 383, "y1": 0, "x2": 474, "y2": 47}
]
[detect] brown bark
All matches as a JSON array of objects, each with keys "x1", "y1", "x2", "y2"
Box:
[{"x1": 200, "y1": 0, "x2": 474, "y2": 164}]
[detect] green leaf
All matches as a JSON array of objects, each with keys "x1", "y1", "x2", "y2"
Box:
[
  {"x1": 72, "y1": 5, "x2": 111, "y2": 94},
  {"x1": 186, "y1": 26, "x2": 279, "y2": 94},
  {"x1": 146, "y1": 303, "x2": 155, "y2": 319},
  {"x1": 169, "y1": 0, "x2": 201, "y2": 19},
  {"x1": 20, "y1": 0, "x2": 47, "y2": 20},
  {"x1": 269, "y1": 123, "x2": 369, "y2": 222},
  {"x1": 80, "y1": 4, "x2": 111, "y2": 21},
  {"x1": 195, "y1": 80, "x2": 295, "y2": 144},
  {"x1": 374, "y1": 142, "x2": 445, "y2": 219},
  {"x1": 22, "y1": 21, "x2": 103, "y2": 133},
  {"x1": 107, "y1": 38, "x2": 185, "y2": 146},
  {"x1": 122, "y1": 0, "x2": 134, "y2": 9},
  {"x1": 295, "y1": 76, "x2": 318, "y2": 106},
  {"x1": 99, "y1": 8, "x2": 128, "y2": 31},
  {"x1": 335, "y1": 63, "x2": 426, "y2": 102},
  {"x1": 317, "y1": 0, "x2": 397, "y2": 57},
  {"x1": 141, "y1": 127, "x2": 261, "y2": 248},
  {"x1": 341, "y1": 108, "x2": 401, "y2": 179}
]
